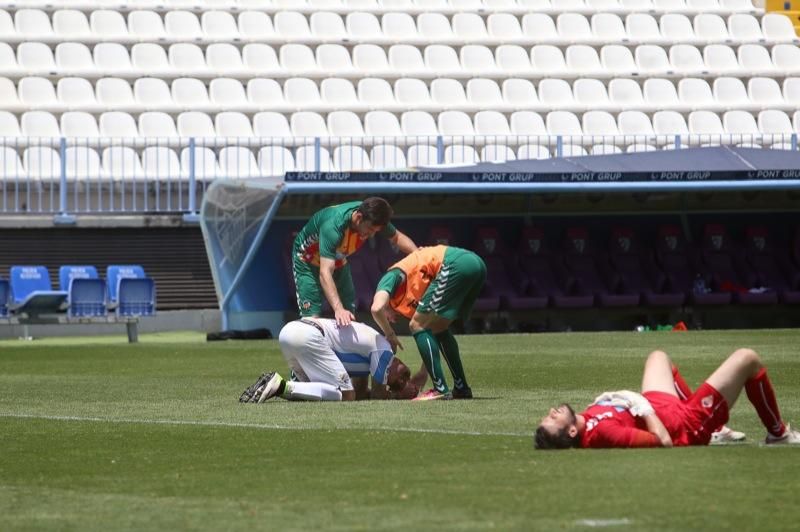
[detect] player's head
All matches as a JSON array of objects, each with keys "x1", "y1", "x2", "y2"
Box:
[
  {"x1": 534, "y1": 403, "x2": 581, "y2": 450},
  {"x1": 352, "y1": 197, "x2": 393, "y2": 238},
  {"x1": 386, "y1": 357, "x2": 411, "y2": 393}
]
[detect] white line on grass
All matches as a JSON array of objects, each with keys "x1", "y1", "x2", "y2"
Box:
[
  {"x1": 0, "y1": 413, "x2": 530, "y2": 438},
  {"x1": 576, "y1": 518, "x2": 632, "y2": 527}
]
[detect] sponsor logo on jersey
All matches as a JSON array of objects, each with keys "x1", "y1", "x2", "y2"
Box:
[
  {"x1": 701, "y1": 395, "x2": 714, "y2": 409},
  {"x1": 302, "y1": 301, "x2": 311, "y2": 310}
]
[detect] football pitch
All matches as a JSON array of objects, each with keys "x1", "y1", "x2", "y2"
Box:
[{"x1": 1, "y1": 329, "x2": 799, "y2": 531}]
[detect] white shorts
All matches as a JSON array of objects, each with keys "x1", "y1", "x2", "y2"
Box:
[{"x1": 278, "y1": 320, "x2": 354, "y2": 391}]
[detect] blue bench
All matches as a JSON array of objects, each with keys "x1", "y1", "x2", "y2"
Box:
[{"x1": 1, "y1": 265, "x2": 156, "y2": 342}]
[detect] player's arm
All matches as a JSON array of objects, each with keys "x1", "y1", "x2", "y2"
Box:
[
  {"x1": 319, "y1": 257, "x2": 353, "y2": 326},
  {"x1": 390, "y1": 229, "x2": 418, "y2": 254},
  {"x1": 641, "y1": 412, "x2": 673, "y2": 447},
  {"x1": 369, "y1": 378, "x2": 390, "y2": 400},
  {"x1": 351, "y1": 376, "x2": 370, "y2": 400},
  {"x1": 371, "y1": 289, "x2": 402, "y2": 353},
  {"x1": 318, "y1": 222, "x2": 354, "y2": 326}
]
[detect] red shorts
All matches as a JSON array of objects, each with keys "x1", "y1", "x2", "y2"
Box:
[{"x1": 644, "y1": 382, "x2": 729, "y2": 446}]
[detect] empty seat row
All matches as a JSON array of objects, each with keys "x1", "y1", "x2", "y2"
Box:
[
  {"x1": 4, "y1": 75, "x2": 800, "y2": 115},
  {"x1": 0, "y1": 9, "x2": 787, "y2": 46},
  {"x1": 2, "y1": 109, "x2": 798, "y2": 144},
  {"x1": 0, "y1": 0, "x2": 764, "y2": 16},
  {"x1": 3, "y1": 140, "x2": 796, "y2": 181},
  {"x1": 2, "y1": 41, "x2": 798, "y2": 81}
]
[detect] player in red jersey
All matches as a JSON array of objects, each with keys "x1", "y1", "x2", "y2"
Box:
[{"x1": 535, "y1": 348, "x2": 800, "y2": 449}]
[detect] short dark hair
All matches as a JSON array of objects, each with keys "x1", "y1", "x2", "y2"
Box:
[
  {"x1": 534, "y1": 424, "x2": 580, "y2": 450},
  {"x1": 358, "y1": 197, "x2": 393, "y2": 226}
]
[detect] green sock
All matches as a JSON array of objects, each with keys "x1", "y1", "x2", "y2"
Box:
[
  {"x1": 436, "y1": 330, "x2": 469, "y2": 391},
  {"x1": 413, "y1": 329, "x2": 449, "y2": 394}
]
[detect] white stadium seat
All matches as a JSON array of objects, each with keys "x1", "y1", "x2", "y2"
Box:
[
  {"x1": 295, "y1": 145, "x2": 334, "y2": 171},
  {"x1": 210, "y1": 78, "x2": 249, "y2": 109},
  {"x1": 132, "y1": 43, "x2": 171, "y2": 74},
  {"x1": 608, "y1": 78, "x2": 645, "y2": 109},
  {"x1": 169, "y1": 44, "x2": 209, "y2": 76},
  {"x1": 574, "y1": 78, "x2": 611, "y2": 109},
  {"x1": 53, "y1": 9, "x2": 92, "y2": 40},
  {"x1": 521, "y1": 14, "x2": 557, "y2": 42},
  {"x1": 453, "y1": 13, "x2": 488, "y2": 41},
  {"x1": 517, "y1": 144, "x2": 550, "y2": 160},
  {"x1": 317, "y1": 44, "x2": 356, "y2": 74},
  {"x1": 748, "y1": 77, "x2": 785, "y2": 107},
  {"x1": 784, "y1": 78, "x2": 800, "y2": 106},
  {"x1": 365, "y1": 111, "x2": 403, "y2": 137},
  {"x1": 165, "y1": 10, "x2": 203, "y2": 41},
  {"x1": 460, "y1": 45, "x2": 497, "y2": 75},
  {"x1": 243, "y1": 44, "x2": 282, "y2": 74},
  {"x1": 565, "y1": 45, "x2": 603, "y2": 75},
  {"x1": 128, "y1": 10, "x2": 167, "y2": 41},
  {"x1": 0, "y1": 79, "x2": 20, "y2": 111},
  {"x1": 103, "y1": 146, "x2": 144, "y2": 180},
  {"x1": 704, "y1": 44, "x2": 742, "y2": 75},
  {"x1": 728, "y1": 14, "x2": 764, "y2": 42},
  {"x1": 202, "y1": 10, "x2": 240, "y2": 41},
  {"x1": 398, "y1": 78, "x2": 434, "y2": 107},
  {"x1": 15, "y1": 9, "x2": 53, "y2": 40},
  {"x1": 618, "y1": 111, "x2": 656, "y2": 137},
  {"x1": 358, "y1": 78, "x2": 396, "y2": 108},
  {"x1": 310, "y1": 12, "x2": 347, "y2": 40},
  {"x1": 280, "y1": 44, "x2": 319, "y2": 75},
  {"x1": 591, "y1": 144, "x2": 623, "y2": 155},
  {"x1": 139, "y1": 112, "x2": 179, "y2": 138},
  {"x1": 503, "y1": 78, "x2": 539, "y2": 107},
  {"x1": 55, "y1": 43, "x2": 96, "y2": 76},
  {"x1": 258, "y1": 146, "x2": 295, "y2": 176},
  {"x1": 219, "y1": 146, "x2": 260, "y2": 178},
  {"x1": 321, "y1": 78, "x2": 359, "y2": 108},
  {"x1": 353, "y1": 44, "x2": 390, "y2": 74},
  {"x1": 762, "y1": 13, "x2": 800, "y2": 43},
  {"x1": 438, "y1": 111, "x2": 475, "y2": 137},
  {"x1": 771, "y1": 45, "x2": 800, "y2": 75},
  {"x1": 626, "y1": 14, "x2": 661, "y2": 43},
  {"x1": 206, "y1": 43, "x2": 245, "y2": 75},
  {"x1": 334, "y1": 145, "x2": 372, "y2": 171},
  {"x1": 382, "y1": 12, "x2": 418, "y2": 40},
  {"x1": 238, "y1": 11, "x2": 275, "y2": 40},
  {"x1": 177, "y1": 111, "x2": 216, "y2": 138},
  {"x1": 635, "y1": 45, "x2": 672, "y2": 75},
  {"x1": 172, "y1": 78, "x2": 211, "y2": 109},
  {"x1": 547, "y1": 111, "x2": 584, "y2": 139},
  {"x1": 538, "y1": 78, "x2": 576, "y2": 107},
  {"x1": 291, "y1": 111, "x2": 329, "y2": 138},
  {"x1": 474, "y1": 111, "x2": 511, "y2": 136},
  {"x1": 713, "y1": 77, "x2": 751, "y2": 107},
  {"x1": 688, "y1": 110, "x2": 725, "y2": 137},
  {"x1": 510, "y1": 111, "x2": 547, "y2": 137},
  {"x1": 424, "y1": 45, "x2": 461, "y2": 75},
  {"x1": 215, "y1": 111, "x2": 255, "y2": 138},
  {"x1": 407, "y1": 144, "x2": 439, "y2": 166},
  {"x1": 600, "y1": 45, "x2": 638, "y2": 75},
  {"x1": 61, "y1": 111, "x2": 100, "y2": 138},
  {"x1": 389, "y1": 45, "x2": 427, "y2": 74},
  {"x1": 481, "y1": 144, "x2": 515, "y2": 162},
  {"x1": 142, "y1": 146, "x2": 181, "y2": 180},
  {"x1": 181, "y1": 147, "x2": 221, "y2": 179},
  {"x1": 531, "y1": 45, "x2": 567, "y2": 76},
  {"x1": 496, "y1": 45, "x2": 532, "y2": 74},
  {"x1": 18, "y1": 77, "x2": 58, "y2": 108},
  {"x1": 66, "y1": 146, "x2": 103, "y2": 180},
  {"x1": 134, "y1": 78, "x2": 174, "y2": 110},
  {"x1": 660, "y1": 14, "x2": 696, "y2": 42},
  {"x1": 758, "y1": 110, "x2": 793, "y2": 139},
  {"x1": 670, "y1": 44, "x2": 706, "y2": 74},
  {"x1": 693, "y1": 14, "x2": 729, "y2": 42},
  {"x1": 592, "y1": 14, "x2": 628, "y2": 42},
  {"x1": 466, "y1": 79, "x2": 503, "y2": 108},
  {"x1": 17, "y1": 42, "x2": 56, "y2": 73},
  {"x1": 679, "y1": 78, "x2": 715, "y2": 109},
  {"x1": 653, "y1": 110, "x2": 689, "y2": 137},
  {"x1": 0, "y1": 111, "x2": 21, "y2": 137},
  {"x1": 327, "y1": 110, "x2": 366, "y2": 137},
  {"x1": 557, "y1": 13, "x2": 594, "y2": 44},
  {"x1": 346, "y1": 12, "x2": 383, "y2": 41},
  {"x1": 24, "y1": 147, "x2": 61, "y2": 179},
  {"x1": 284, "y1": 77, "x2": 322, "y2": 106},
  {"x1": 0, "y1": 146, "x2": 24, "y2": 178},
  {"x1": 22, "y1": 111, "x2": 61, "y2": 137},
  {"x1": 370, "y1": 144, "x2": 407, "y2": 169},
  {"x1": 444, "y1": 145, "x2": 479, "y2": 165},
  {"x1": 428, "y1": 79, "x2": 466, "y2": 110},
  {"x1": 253, "y1": 112, "x2": 293, "y2": 138},
  {"x1": 402, "y1": 111, "x2": 439, "y2": 137},
  {"x1": 582, "y1": 111, "x2": 621, "y2": 142},
  {"x1": 418, "y1": 13, "x2": 454, "y2": 41},
  {"x1": 99, "y1": 111, "x2": 139, "y2": 138}
]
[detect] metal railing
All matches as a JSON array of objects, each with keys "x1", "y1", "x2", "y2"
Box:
[{"x1": 0, "y1": 133, "x2": 797, "y2": 216}]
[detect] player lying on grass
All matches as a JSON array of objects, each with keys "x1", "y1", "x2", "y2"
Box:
[
  {"x1": 535, "y1": 348, "x2": 800, "y2": 449},
  {"x1": 239, "y1": 318, "x2": 418, "y2": 403},
  {"x1": 370, "y1": 245, "x2": 486, "y2": 401}
]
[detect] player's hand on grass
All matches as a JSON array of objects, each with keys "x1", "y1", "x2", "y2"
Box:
[{"x1": 335, "y1": 308, "x2": 355, "y2": 327}]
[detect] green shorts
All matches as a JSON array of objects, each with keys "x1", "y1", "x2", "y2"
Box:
[
  {"x1": 292, "y1": 257, "x2": 355, "y2": 317},
  {"x1": 417, "y1": 248, "x2": 486, "y2": 321}
]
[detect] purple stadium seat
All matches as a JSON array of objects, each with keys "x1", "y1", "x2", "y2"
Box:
[
  {"x1": 655, "y1": 225, "x2": 731, "y2": 306},
  {"x1": 562, "y1": 227, "x2": 639, "y2": 307},
  {"x1": 742, "y1": 226, "x2": 800, "y2": 304},
  {"x1": 473, "y1": 226, "x2": 547, "y2": 310},
  {"x1": 607, "y1": 227, "x2": 684, "y2": 307},
  {"x1": 515, "y1": 227, "x2": 593, "y2": 308},
  {"x1": 700, "y1": 224, "x2": 777, "y2": 305}
]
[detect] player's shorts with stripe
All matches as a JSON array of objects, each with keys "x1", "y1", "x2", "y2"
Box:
[
  {"x1": 277, "y1": 320, "x2": 354, "y2": 391},
  {"x1": 644, "y1": 382, "x2": 729, "y2": 446},
  {"x1": 292, "y1": 256, "x2": 356, "y2": 317},
  {"x1": 417, "y1": 248, "x2": 487, "y2": 321}
]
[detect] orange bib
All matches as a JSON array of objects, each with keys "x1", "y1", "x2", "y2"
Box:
[{"x1": 388, "y1": 245, "x2": 447, "y2": 318}]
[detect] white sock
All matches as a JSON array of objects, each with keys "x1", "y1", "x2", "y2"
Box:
[{"x1": 284, "y1": 381, "x2": 342, "y2": 401}]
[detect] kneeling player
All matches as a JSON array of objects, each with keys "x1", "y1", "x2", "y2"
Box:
[
  {"x1": 535, "y1": 348, "x2": 800, "y2": 449},
  {"x1": 240, "y1": 318, "x2": 417, "y2": 403}
]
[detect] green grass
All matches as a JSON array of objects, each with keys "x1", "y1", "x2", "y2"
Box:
[{"x1": 1, "y1": 329, "x2": 800, "y2": 531}]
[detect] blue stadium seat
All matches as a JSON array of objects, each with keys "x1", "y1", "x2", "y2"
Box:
[
  {"x1": 58, "y1": 265, "x2": 99, "y2": 291},
  {"x1": 106, "y1": 265, "x2": 147, "y2": 303},
  {"x1": 117, "y1": 278, "x2": 156, "y2": 317},
  {"x1": 0, "y1": 279, "x2": 10, "y2": 317},
  {"x1": 59, "y1": 265, "x2": 107, "y2": 318},
  {"x1": 9, "y1": 266, "x2": 68, "y2": 316}
]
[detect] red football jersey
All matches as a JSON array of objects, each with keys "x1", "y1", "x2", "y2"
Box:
[{"x1": 580, "y1": 404, "x2": 661, "y2": 449}]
